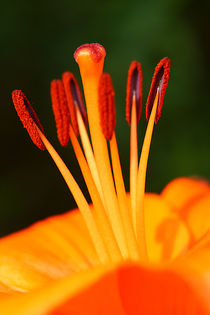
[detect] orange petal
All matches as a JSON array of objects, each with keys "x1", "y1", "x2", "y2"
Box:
[
  {"x1": 171, "y1": 232, "x2": 210, "y2": 315},
  {"x1": 161, "y1": 177, "x2": 210, "y2": 212},
  {"x1": 0, "y1": 260, "x2": 208, "y2": 315},
  {"x1": 54, "y1": 261, "x2": 208, "y2": 315},
  {"x1": 50, "y1": 264, "x2": 126, "y2": 315},
  {"x1": 0, "y1": 209, "x2": 98, "y2": 293},
  {"x1": 184, "y1": 192, "x2": 210, "y2": 241},
  {"x1": 161, "y1": 177, "x2": 210, "y2": 242},
  {"x1": 0, "y1": 263, "x2": 125, "y2": 315},
  {"x1": 119, "y1": 263, "x2": 207, "y2": 315},
  {"x1": 144, "y1": 193, "x2": 190, "y2": 262}
]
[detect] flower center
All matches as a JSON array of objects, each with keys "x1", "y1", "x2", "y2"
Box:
[{"x1": 12, "y1": 43, "x2": 170, "y2": 265}]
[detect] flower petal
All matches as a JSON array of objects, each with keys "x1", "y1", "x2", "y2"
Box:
[
  {"x1": 0, "y1": 210, "x2": 99, "y2": 293},
  {"x1": 119, "y1": 263, "x2": 207, "y2": 315},
  {"x1": 171, "y1": 232, "x2": 210, "y2": 315},
  {"x1": 56, "y1": 260, "x2": 209, "y2": 315},
  {"x1": 161, "y1": 177, "x2": 210, "y2": 212},
  {"x1": 0, "y1": 260, "x2": 208, "y2": 315},
  {"x1": 184, "y1": 192, "x2": 210, "y2": 241},
  {"x1": 161, "y1": 177, "x2": 210, "y2": 242},
  {"x1": 144, "y1": 193, "x2": 190, "y2": 262},
  {"x1": 0, "y1": 263, "x2": 125, "y2": 315}
]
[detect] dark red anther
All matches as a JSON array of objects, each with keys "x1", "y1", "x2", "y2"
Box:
[
  {"x1": 126, "y1": 61, "x2": 143, "y2": 125},
  {"x1": 62, "y1": 72, "x2": 87, "y2": 137},
  {"x1": 12, "y1": 90, "x2": 45, "y2": 150},
  {"x1": 98, "y1": 73, "x2": 116, "y2": 140},
  {"x1": 51, "y1": 80, "x2": 70, "y2": 146},
  {"x1": 146, "y1": 57, "x2": 170, "y2": 123}
]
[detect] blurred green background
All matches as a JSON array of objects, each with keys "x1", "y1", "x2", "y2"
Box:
[{"x1": 1, "y1": 0, "x2": 209, "y2": 237}]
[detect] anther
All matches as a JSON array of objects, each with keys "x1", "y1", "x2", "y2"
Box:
[
  {"x1": 62, "y1": 72, "x2": 87, "y2": 137},
  {"x1": 146, "y1": 57, "x2": 170, "y2": 123},
  {"x1": 51, "y1": 80, "x2": 70, "y2": 146},
  {"x1": 12, "y1": 90, "x2": 45, "y2": 150},
  {"x1": 126, "y1": 61, "x2": 143, "y2": 125},
  {"x1": 98, "y1": 73, "x2": 116, "y2": 140}
]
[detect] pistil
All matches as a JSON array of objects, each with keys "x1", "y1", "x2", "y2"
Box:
[{"x1": 74, "y1": 44, "x2": 129, "y2": 259}]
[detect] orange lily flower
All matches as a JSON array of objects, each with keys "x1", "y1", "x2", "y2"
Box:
[{"x1": 1, "y1": 43, "x2": 210, "y2": 314}]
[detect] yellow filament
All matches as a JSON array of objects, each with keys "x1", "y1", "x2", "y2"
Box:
[
  {"x1": 76, "y1": 54, "x2": 128, "y2": 258},
  {"x1": 110, "y1": 133, "x2": 139, "y2": 260},
  {"x1": 130, "y1": 94, "x2": 138, "y2": 229},
  {"x1": 136, "y1": 90, "x2": 159, "y2": 260},
  {"x1": 69, "y1": 126, "x2": 122, "y2": 262},
  {"x1": 37, "y1": 128, "x2": 109, "y2": 264},
  {"x1": 76, "y1": 107, "x2": 104, "y2": 203}
]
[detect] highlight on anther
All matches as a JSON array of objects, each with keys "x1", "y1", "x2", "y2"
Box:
[
  {"x1": 51, "y1": 80, "x2": 70, "y2": 146},
  {"x1": 98, "y1": 73, "x2": 116, "y2": 140},
  {"x1": 146, "y1": 57, "x2": 170, "y2": 123},
  {"x1": 12, "y1": 90, "x2": 45, "y2": 150},
  {"x1": 126, "y1": 61, "x2": 143, "y2": 125},
  {"x1": 62, "y1": 72, "x2": 87, "y2": 137}
]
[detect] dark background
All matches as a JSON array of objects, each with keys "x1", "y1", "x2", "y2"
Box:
[{"x1": 1, "y1": 0, "x2": 209, "y2": 237}]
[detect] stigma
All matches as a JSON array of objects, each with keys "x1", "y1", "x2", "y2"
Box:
[{"x1": 12, "y1": 43, "x2": 170, "y2": 264}]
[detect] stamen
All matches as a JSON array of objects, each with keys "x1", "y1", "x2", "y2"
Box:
[
  {"x1": 130, "y1": 95, "x2": 138, "y2": 224},
  {"x1": 37, "y1": 129, "x2": 109, "y2": 264},
  {"x1": 136, "y1": 91, "x2": 160, "y2": 260},
  {"x1": 12, "y1": 90, "x2": 45, "y2": 150},
  {"x1": 110, "y1": 134, "x2": 140, "y2": 260},
  {"x1": 126, "y1": 61, "x2": 143, "y2": 226},
  {"x1": 51, "y1": 80, "x2": 70, "y2": 146},
  {"x1": 13, "y1": 90, "x2": 109, "y2": 264},
  {"x1": 62, "y1": 71, "x2": 102, "y2": 200},
  {"x1": 146, "y1": 57, "x2": 170, "y2": 123},
  {"x1": 74, "y1": 43, "x2": 129, "y2": 258},
  {"x1": 98, "y1": 73, "x2": 139, "y2": 259},
  {"x1": 98, "y1": 73, "x2": 116, "y2": 140},
  {"x1": 62, "y1": 72, "x2": 87, "y2": 136},
  {"x1": 76, "y1": 107, "x2": 104, "y2": 203},
  {"x1": 69, "y1": 125, "x2": 122, "y2": 262},
  {"x1": 12, "y1": 45, "x2": 173, "y2": 267},
  {"x1": 126, "y1": 60, "x2": 143, "y2": 125},
  {"x1": 135, "y1": 59, "x2": 170, "y2": 260}
]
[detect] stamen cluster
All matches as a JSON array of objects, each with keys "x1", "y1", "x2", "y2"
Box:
[{"x1": 12, "y1": 43, "x2": 170, "y2": 264}]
